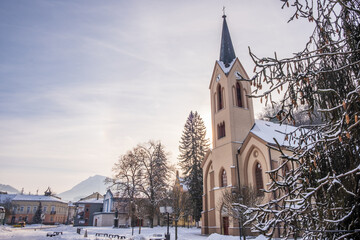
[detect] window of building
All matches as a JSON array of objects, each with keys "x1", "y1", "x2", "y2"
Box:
[
  {"x1": 20, "y1": 206, "x2": 24, "y2": 212},
  {"x1": 27, "y1": 206, "x2": 30, "y2": 213},
  {"x1": 255, "y1": 163, "x2": 264, "y2": 196},
  {"x1": 217, "y1": 121, "x2": 226, "y2": 139},
  {"x1": 51, "y1": 206, "x2": 55, "y2": 212},
  {"x1": 243, "y1": 89, "x2": 248, "y2": 108},
  {"x1": 43, "y1": 206, "x2": 47, "y2": 213},
  {"x1": 221, "y1": 169, "x2": 227, "y2": 187},
  {"x1": 236, "y1": 82, "x2": 243, "y2": 107},
  {"x1": 217, "y1": 84, "x2": 224, "y2": 110},
  {"x1": 282, "y1": 163, "x2": 290, "y2": 177},
  {"x1": 33, "y1": 206, "x2": 37, "y2": 213}
]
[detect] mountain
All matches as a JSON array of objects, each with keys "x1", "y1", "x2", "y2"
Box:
[
  {"x1": 57, "y1": 175, "x2": 110, "y2": 202},
  {"x1": 0, "y1": 184, "x2": 20, "y2": 194}
]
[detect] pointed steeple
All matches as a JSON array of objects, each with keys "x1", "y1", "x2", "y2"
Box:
[{"x1": 219, "y1": 14, "x2": 236, "y2": 67}]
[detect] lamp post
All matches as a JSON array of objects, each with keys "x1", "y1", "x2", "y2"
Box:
[
  {"x1": 114, "y1": 208, "x2": 119, "y2": 228},
  {"x1": 160, "y1": 206, "x2": 173, "y2": 240}
]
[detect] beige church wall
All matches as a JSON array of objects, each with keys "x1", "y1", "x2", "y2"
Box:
[
  {"x1": 202, "y1": 143, "x2": 239, "y2": 233},
  {"x1": 211, "y1": 143, "x2": 236, "y2": 189},
  {"x1": 239, "y1": 137, "x2": 272, "y2": 202},
  {"x1": 239, "y1": 136, "x2": 296, "y2": 204}
]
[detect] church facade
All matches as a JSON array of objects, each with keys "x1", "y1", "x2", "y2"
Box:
[{"x1": 201, "y1": 15, "x2": 296, "y2": 236}]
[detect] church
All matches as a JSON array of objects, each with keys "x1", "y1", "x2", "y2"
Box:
[{"x1": 201, "y1": 14, "x2": 297, "y2": 236}]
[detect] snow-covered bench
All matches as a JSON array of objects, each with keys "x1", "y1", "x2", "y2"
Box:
[
  {"x1": 46, "y1": 231, "x2": 63, "y2": 237},
  {"x1": 95, "y1": 233, "x2": 126, "y2": 239}
]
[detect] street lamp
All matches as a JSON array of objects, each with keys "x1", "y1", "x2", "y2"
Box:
[
  {"x1": 114, "y1": 208, "x2": 119, "y2": 228},
  {"x1": 160, "y1": 206, "x2": 173, "y2": 240}
]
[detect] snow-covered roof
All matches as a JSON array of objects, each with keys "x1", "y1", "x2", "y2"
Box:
[
  {"x1": 0, "y1": 194, "x2": 16, "y2": 204},
  {"x1": 217, "y1": 58, "x2": 236, "y2": 75},
  {"x1": 76, "y1": 198, "x2": 103, "y2": 204},
  {"x1": 251, "y1": 119, "x2": 299, "y2": 147},
  {"x1": 12, "y1": 194, "x2": 67, "y2": 203}
]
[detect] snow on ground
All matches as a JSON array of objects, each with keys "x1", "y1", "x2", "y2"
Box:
[{"x1": 0, "y1": 225, "x2": 267, "y2": 240}]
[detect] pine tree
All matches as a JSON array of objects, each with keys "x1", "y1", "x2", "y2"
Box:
[
  {"x1": 32, "y1": 202, "x2": 42, "y2": 224},
  {"x1": 243, "y1": 1, "x2": 360, "y2": 239},
  {"x1": 178, "y1": 111, "x2": 210, "y2": 223}
]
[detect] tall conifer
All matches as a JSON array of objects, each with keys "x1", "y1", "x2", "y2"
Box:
[
  {"x1": 32, "y1": 202, "x2": 42, "y2": 224},
  {"x1": 178, "y1": 111, "x2": 210, "y2": 223}
]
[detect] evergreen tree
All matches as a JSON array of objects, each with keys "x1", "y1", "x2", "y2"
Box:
[
  {"x1": 32, "y1": 202, "x2": 42, "y2": 224},
  {"x1": 178, "y1": 111, "x2": 210, "y2": 223},
  {"x1": 243, "y1": 1, "x2": 360, "y2": 239}
]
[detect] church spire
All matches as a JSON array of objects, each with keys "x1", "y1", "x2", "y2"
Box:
[{"x1": 219, "y1": 14, "x2": 236, "y2": 67}]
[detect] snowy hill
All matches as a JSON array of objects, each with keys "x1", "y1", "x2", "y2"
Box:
[
  {"x1": 0, "y1": 184, "x2": 20, "y2": 194},
  {"x1": 57, "y1": 175, "x2": 109, "y2": 202}
]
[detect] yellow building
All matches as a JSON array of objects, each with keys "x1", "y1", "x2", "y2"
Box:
[
  {"x1": 7, "y1": 190, "x2": 68, "y2": 225},
  {"x1": 201, "y1": 14, "x2": 297, "y2": 236},
  {"x1": 172, "y1": 171, "x2": 195, "y2": 227}
]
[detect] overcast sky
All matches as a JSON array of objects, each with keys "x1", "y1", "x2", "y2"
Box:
[{"x1": 0, "y1": 0, "x2": 314, "y2": 194}]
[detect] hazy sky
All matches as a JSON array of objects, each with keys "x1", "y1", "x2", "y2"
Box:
[{"x1": 0, "y1": 0, "x2": 314, "y2": 194}]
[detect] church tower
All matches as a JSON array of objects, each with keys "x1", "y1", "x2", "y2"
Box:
[
  {"x1": 202, "y1": 14, "x2": 298, "y2": 237},
  {"x1": 209, "y1": 14, "x2": 254, "y2": 153},
  {"x1": 201, "y1": 14, "x2": 255, "y2": 236}
]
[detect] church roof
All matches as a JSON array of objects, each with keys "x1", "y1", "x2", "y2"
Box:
[
  {"x1": 250, "y1": 120, "x2": 300, "y2": 147},
  {"x1": 219, "y1": 15, "x2": 236, "y2": 68}
]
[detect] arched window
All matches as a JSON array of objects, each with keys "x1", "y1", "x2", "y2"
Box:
[
  {"x1": 255, "y1": 163, "x2": 264, "y2": 196},
  {"x1": 217, "y1": 84, "x2": 223, "y2": 110},
  {"x1": 243, "y1": 89, "x2": 248, "y2": 108},
  {"x1": 217, "y1": 121, "x2": 226, "y2": 139},
  {"x1": 236, "y1": 82, "x2": 243, "y2": 107},
  {"x1": 282, "y1": 163, "x2": 290, "y2": 177},
  {"x1": 221, "y1": 169, "x2": 227, "y2": 187}
]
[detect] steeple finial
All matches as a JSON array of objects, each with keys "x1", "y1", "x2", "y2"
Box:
[{"x1": 219, "y1": 12, "x2": 236, "y2": 67}]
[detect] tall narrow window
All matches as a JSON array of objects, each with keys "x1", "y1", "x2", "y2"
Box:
[
  {"x1": 243, "y1": 89, "x2": 248, "y2": 108},
  {"x1": 217, "y1": 84, "x2": 223, "y2": 110},
  {"x1": 221, "y1": 169, "x2": 227, "y2": 187},
  {"x1": 282, "y1": 163, "x2": 290, "y2": 177},
  {"x1": 255, "y1": 163, "x2": 264, "y2": 196},
  {"x1": 236, "y1": 82, "x2": 243, "y2": 107},
  {"x1": 217, "y1": 121, "x2": 226, "y2": 139}
]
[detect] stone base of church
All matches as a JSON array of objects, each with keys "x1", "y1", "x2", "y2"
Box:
[
  {"x1": 202, "y1": 226, "x2": 259, "y2": 237},
  {"x1": 201, "y1": 226, "x2": 221, "y2": 235}
]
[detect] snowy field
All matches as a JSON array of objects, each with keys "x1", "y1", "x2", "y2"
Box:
[{"x1": 0, "y1": 225, "x2": 267, "y2": 240}]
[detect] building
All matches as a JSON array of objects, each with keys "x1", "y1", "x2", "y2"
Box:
[
  {"x1": 73, "y1": 193, "x2": 103, "y2": 226},
  {"x1": 201, "y1": 14, "x2": 297, "y2": 236},
  {"x1": 172, "y1": 171, "x2": 195, "y2": 227},
  {"x1": 93, "y1": 190, "x2": 132, "y2": 227},
  {"x1": 5, "y1": 190, "x2": 68, "y2": 225}
]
